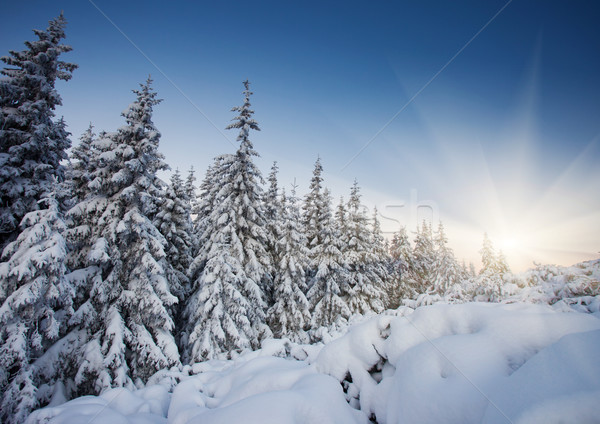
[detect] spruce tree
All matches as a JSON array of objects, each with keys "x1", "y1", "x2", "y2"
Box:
[
  {"x1": 302, "y1": 157, "x2": 326, "y2": 281},
  {"x1": 183, "y1": 81, "x2": 271, "y2": 362},
  {"x1": 184, "y1": 167, "x2": 198, "y2": 253},
  {"x1": 0, "y1": 14, "x2": 77, "y2": 249},
  {"x1": 306, "y1": 188, "x2": 351, "y2": 329},
  {"x1": 65, "y1": 78, "x2": 180, "y2": 394},
  {"x1": 263, "y1": 161, "x2": 283, "y2": 306},
  {"x1": 190, "y1": 154, "x2": 235, "y2": 277},
  {"x1": 184, "y1": 166, "x2": 197, "y2": 209},
  {"x1": 388, "y1": 227, "x2": 417, "y2": 305},
  {"x1": 496, "y1": 250, "x2": 510, "y2": 275},
  {"x1": 267, "y1": 187, "x2": 311, "y2": 342},
  {"x1": 476, "y1": 233, "x2": 505, "y2": 301},
  {"x1": 370, "y1": 207, "x2": 392, "y2": 308},
  {"x1": 480, "y1": 232, "x2": 496, "y2": 274},
  {"x1": 68, "y1": 124, "x2": 96, "y2": 204},
  {"x1": 154, "y1": 169, "x2": 195, "y2": 300},
  {"x1": 335, "y1": 196, "x2": 348, "y2": 239},
  {"x1": 0, "y1": 194, "x2": 73, "y2": 423},
  {"x1": 412, "y1": 220, "x2": 435, "y2": 293},
  {"x1": 430, "y1": 221, "x2": 462, "y2": 296},
  {"x1": 343, "y1": 181, "x2": 386, "y2": 315}
]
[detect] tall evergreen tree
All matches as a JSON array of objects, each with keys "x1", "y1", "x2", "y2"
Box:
[
  {"x1": 388, "y1": 226, "x2": 416, "y2": 305},
  {"x1": 190, "y1": 154, "x2": 235, "y2": 276},
  {"x1": 475, "y1": 233, "x2": 506, "y2": 301},
  {"x1": 303, "y1": 157, "x2": 326, "y2": 280},
  {"x1": 184, "y1": 166, "x2": 199, "y2": 261},
  {"x1": 267, "y1": 187, "x2": 311, "y2": 342},
  {"x1": 65, "y1": 78, "x2": 180, "y2": 394},
  {"x1": 496, "y1": 250, "x2": 510, "y2": 275},
  {"x1": 154, "y1": 169, "x2": 195, "y2": 300},
  {"x1": 263, "y1": 161, "x2": 283, "y2": 305},
  {"x1": 0, "y1": 14, "x2": 77, "y2": 249},
  {"x1": 343, "y1": 182, "x2": 386, "y2": 315},
  {"x1": 334, "y1": 196, "x2": 348, "y2": 238},
  {"x1": 306, "y1": 188, "x2": 351, "y2": 329},
  {"x1": 370, "y1": 207, "x2": 392, "y2": 308},
  {"x1": 184, "y1": 166, "x2": 197, "y2": 208},
  {"x1": 0, "y1": 194, "x2": 74, "y2": 423},
  {"x1": 430, "y1": 221, "x2": 462, "y2": 296},
  {"x1": 480, "y1": 232, "x2": 496, "y2": 274},
  {"x1": 412, "y1": 220, "x2": 435, "y2": 293},
  {"x1": 68, "y1": 124, "x2": 96, "y2": 204},
  {"x1": 183, "y1": 81, "x2": 271, "y2": 362}
]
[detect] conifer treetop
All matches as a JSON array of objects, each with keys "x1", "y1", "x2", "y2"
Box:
[
  {"x1": 1, "y1": 13, "x2": 77, "y2": 84},
  {"x1": 123, "y1": 76, "x2": 162, "y2": 129},
  {"x1": 226, "y1": 80, "x2": 260, "y2": 140}
]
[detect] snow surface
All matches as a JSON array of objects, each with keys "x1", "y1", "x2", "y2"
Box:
[{"x1": 26, "y1": 301, "x2": 600, "y2": 423}]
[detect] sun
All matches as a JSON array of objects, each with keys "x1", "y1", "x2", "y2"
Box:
[{"x1": 498, "y1": 236, "x2": 521, "y2": 252}]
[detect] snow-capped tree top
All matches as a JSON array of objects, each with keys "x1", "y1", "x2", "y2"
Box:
[
  {"x1": 226, "y1": 80, "x2": 260, "y2": 141},
  {"x1": 71, "y1": 123, "x2": 95, "y2": 166},
  {"x1": 307, "y1": 157, "x2": 323, "y2": 194},
  {"x1": 390, "y1": 227, "x2": 411, "y2": 256},
  {"x1": 122, "y1": 76, "x2": 162, "y2": 131},
  {"x1": 185, "y1": 166, "x2": 196, "y2": 202},
  {"x1": 371, "y1": 207, "x2": 387, "y2": 257},
  {"x1": 266, "y1": 161, "x2": 279, "y2": 203},
  {"x1": 1, "y1": 13, "x2": 77, "y2": 85},
  {"x1": 480, "y1": 232, "x2": 495, "y2": 273},
  {"x1": 434, "y1": 221, "x2": 450, "y2": 253},
  {"x1": 348, "y1": 179, "x2": 361, "y2": 210}
]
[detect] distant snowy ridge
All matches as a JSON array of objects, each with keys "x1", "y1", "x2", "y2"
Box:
[{"x1": 27, "y1": 296, "x2": 600, "y2": 423}]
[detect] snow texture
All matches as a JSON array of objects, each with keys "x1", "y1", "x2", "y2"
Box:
[{"x1": 27, "y1": 302, "x2": 600, "y2": 424}]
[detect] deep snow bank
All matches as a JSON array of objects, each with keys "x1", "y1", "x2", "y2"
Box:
[{"x1": 27, "y1": 303, "x2": 600, "y2": 424}]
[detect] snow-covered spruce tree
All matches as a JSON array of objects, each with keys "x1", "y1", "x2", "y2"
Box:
[
  {"x1": 0, "y1": 193, "x2": 74, "y2": 423},
  {"x1": 412, "y1": 220, "x2": 435, "y2": 293},
  {"x1": 302, "y1": 157, "x2": 327, "y2": 282},
  {"x1": 388, "y1": 227, "x2": 417, "y2": 306},
  {"x1": 306, "y1": 188, "x2": 351, "y2": 330},
  {"x1": 480, "y1": 232, "x2": 495, "y2": 273},
  {"x1": 68, "y1": 124, "x2": 97, "y2": 204},
  {"x1": 184, "y1": 166, "x2": 198, "y2": 248},
  {"x1": 430, "y1": 221, "x2": 462, "y2": 296},
  {"x1": 65, "y1": 78, "x2": 180, "y2": 395},
  {"x1": 263, "y1": 161, "x2": 283, "y2": 306},
  {"x1": 335, "y1": 196, "x2": 348, "y2": 239},
  {"x1": 496, "y1": 250, "x2": 510, "y2": 275},
  {"x1": 267, "y1": 187, "x2": 311, "y2": 342},
  {"x1": 63, "y1": 128, "x2": 108, "y2": 275},
  {"x1": 371, "y1": 207, "x2": 392, "y2": 307},
  {"x1": 185, "y1": 166, "x2": 197, "y2": 208},
  {"x1": 475, "y1": 233, "x2": 506, "y2": 302},
  {"x1": 0, "y1": 14, "x2": 77, "y2": 250},
  {"x1": 189, "y1": 154, "x2": 235, "y2": 277},
  {"x1": 183, "y1": 80, "x2": 271, "y2": 362},
  {"x1": 343, "y1": 181, "x2": 386, "y2": 315},
  {"x1": 153, "y1": 169, "x2": 195, "y2": 300}
]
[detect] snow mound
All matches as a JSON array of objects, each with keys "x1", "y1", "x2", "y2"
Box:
[
  {"x1": 482, "y1": 329, "x2": 600, "y2": 424},
  {"x1": 27, "y1": 303, "x2": 600, "y2": 424},
  {"x1": 316, "y1": 302, "x2": 600, "y2": 424}
]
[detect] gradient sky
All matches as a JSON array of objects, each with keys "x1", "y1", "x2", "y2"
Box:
[{"x1": 2, "y1": 0, "x2": 599, "y2": 271}]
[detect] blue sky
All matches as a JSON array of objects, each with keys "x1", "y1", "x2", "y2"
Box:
[{"x1": 2, "y1": 0, "x2": 599, "y2": 270}]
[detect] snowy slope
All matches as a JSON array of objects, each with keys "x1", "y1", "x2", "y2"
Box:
[{"x1": 27, "y1": 302, "x2": 600, "y2": 424}]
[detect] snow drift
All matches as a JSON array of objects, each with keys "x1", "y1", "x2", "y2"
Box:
[{"x1": 27, "y1": 302, "x2": 600, "y2": 423}]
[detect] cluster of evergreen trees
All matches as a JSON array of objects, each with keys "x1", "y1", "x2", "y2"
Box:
[{"x1": 0, "y1": 15, "x2": 511, "y2": 422}]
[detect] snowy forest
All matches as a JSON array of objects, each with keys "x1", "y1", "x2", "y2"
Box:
[{"x1": 2, "y1": 15, "x2": 599, "y2": 424}]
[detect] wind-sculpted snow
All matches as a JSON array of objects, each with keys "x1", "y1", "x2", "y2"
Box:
[
  {"x1": 27, "y1": 303, "x2": 600, "y2": 423},
  {"x1": 316, "y1": 303, "x2": 600, "y2": 423}
]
